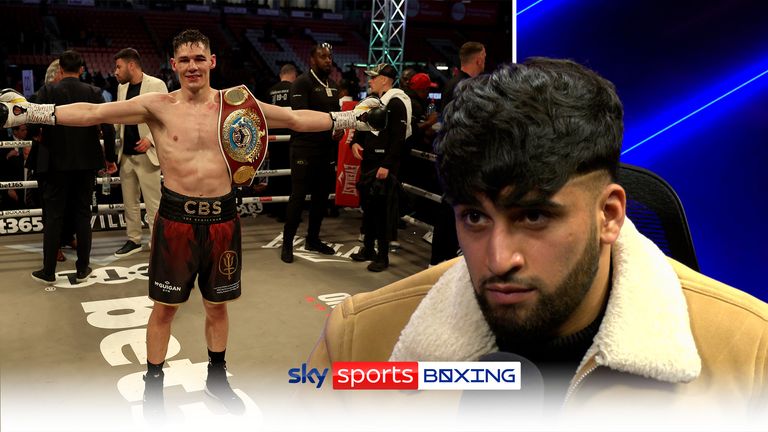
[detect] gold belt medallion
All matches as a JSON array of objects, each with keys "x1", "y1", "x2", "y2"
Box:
[{"x1": 218, "y1": 85, "x2": 269, "y2": 186}]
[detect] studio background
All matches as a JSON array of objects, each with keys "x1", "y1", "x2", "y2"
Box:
[{"x1": 518, "y1": 0, "x2": 768, "y2": 300}]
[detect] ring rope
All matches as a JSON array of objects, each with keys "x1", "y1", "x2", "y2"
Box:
[
  {"x1": 0, "y1": 134, "x2": 291, "y2": 149},
  {"x1": 1, "y1": 134, "x2": 442, "y2": 233}
]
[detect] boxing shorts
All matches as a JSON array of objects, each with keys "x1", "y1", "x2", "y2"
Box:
[
  {"x1": 219, "y1": 85, "x2": 269, "y2": 187},
  {"x1": 148, "y1": 187, "x2": 241, "y2": 304}
]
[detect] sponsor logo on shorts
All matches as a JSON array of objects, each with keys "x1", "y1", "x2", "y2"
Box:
[
  {"x1": 183, "y1": 200, "x2": 222, "y2": 216},
  {"x1": 219, "y1": 250, "x2": 238, "y2": 280},
  {"x1": 154, "y1": 280, "x2": 182, "y2": 293}
]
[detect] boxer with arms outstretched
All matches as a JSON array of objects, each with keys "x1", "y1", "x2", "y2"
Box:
[{"x1": 1, "y1": 29, "x2": 383, "y2": 421}]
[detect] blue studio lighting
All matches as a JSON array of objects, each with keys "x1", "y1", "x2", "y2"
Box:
[
  {"x1": 517, "y1": 0, "x2": 545, "y2": 15},
  {"x1": 515, "y1": 0, "x2": 768, "y2": 300},
  {"x1": 623, "y1": 65, "x2": 768, "y2": 156},
  {"x1": 516, "y1": 0, "x2": 570, "y2": 27}
]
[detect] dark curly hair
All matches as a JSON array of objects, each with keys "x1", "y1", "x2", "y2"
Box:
[{"x1": 435, "y1": 57, "x2": 624, "y2": 205}]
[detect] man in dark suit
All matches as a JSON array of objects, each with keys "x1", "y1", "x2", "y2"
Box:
[
  {"x1": 29, "y1": 59, "x2": 77, "y2": 263},
  {"x1": 31, "y1": 50, "x2": 117, "y2": 283}
]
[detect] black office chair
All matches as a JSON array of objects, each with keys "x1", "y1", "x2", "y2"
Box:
[{"x1": 617, "y1": 163, "x2": 700, "y2": 271}]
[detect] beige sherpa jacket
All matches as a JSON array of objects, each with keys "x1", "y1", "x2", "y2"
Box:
[{"x1": 307, "y1": 219, "x2": 767, "y2": 420}]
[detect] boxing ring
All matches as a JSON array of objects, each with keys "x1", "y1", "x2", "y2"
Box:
[
  {"x1": 0, "y1": 135, "x2": 441, "y2": 430},
  {"x1": 0, "y1": 137, "x2": 442, "y2": 232}
]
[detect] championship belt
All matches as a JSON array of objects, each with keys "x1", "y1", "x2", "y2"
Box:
[{"x1": 218, "y1": 85, "x2": 269, "y2": 186}]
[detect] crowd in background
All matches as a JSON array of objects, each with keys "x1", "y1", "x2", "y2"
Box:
[{"x1": 1, "y1": 40, "x2": 489, "y2": 272}]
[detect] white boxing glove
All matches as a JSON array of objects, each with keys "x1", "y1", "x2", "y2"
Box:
[
  {"x1": 330, "y1": 96, "x2": 388, "y2": 131},
  {"x1": 1, "y1": 88, "x2": 56, "y2": 128},
  {"x1": 355, "y1": 96, "x2": 383, "y2": 113}
]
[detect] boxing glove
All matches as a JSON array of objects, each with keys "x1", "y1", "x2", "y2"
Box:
[
  {"x1": 1, "y1": 88, "x2": 56, "y2": 128},
  {"x1": 330, "y1": 97, "x2": 388, "y2": 131}
]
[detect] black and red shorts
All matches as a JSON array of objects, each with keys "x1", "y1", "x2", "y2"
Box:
[{"x1": 149, "y1": 187, "x2": 241, "y2": 305}]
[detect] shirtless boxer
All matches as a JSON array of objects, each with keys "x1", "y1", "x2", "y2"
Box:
[{"x1": 1, "y1": 29, "x2": 379, "y2": 420}]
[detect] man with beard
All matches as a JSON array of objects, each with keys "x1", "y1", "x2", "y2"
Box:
[
  {"x1": 112, "y1": 47, "x2": 168, "y2": 257},
  {"x1": 306, "y1": 58, "x2": 767, "y2": 423},
  {"x1": 281, "y1": 43, "x2": 340, "y2": 263}
]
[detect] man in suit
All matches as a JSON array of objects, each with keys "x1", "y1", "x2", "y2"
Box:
[
  {"x1": 112, "y1": 48, "x2": 168, "y2": 257},
  {"x1": 30, "y1": 50, "x2": 117, "y2": 283},
  {"x1": 30, "y1": 58, "x2": 75, "y2": 262}
]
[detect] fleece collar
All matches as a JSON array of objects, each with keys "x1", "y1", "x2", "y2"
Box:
[
  {"x1": 389, "y1": 219, "x2": 701, "y2": 383},
  {"x1": 371, "y1": 88, "x2": 412, "y2": 139}
]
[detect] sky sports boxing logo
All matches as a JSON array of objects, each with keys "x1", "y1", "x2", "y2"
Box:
[{"x1": 288, "y1": 361, "x2": 521, "y2": 390}]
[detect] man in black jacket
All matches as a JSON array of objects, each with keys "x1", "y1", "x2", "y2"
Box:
[
  {"x1": 349, "y1": 64, "x2": 411, "y2": 272},
  {"x1": 281, "y1": 43, "x2": 339, "y2": 263},
  {"x1": 31, "y1": 50, "x2": 117, "y2": 283},
  {"x1": 442, "y1": 41, "x2": 486, "y2": 108},
  {"x1": 265, "y1": 63, "x2": 297, "y2": 221}
]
